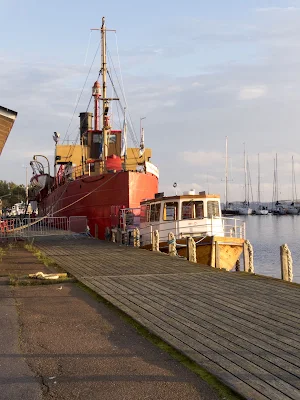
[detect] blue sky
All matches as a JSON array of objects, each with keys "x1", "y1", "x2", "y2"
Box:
[{"x1": 1, "y1": 0, "x2": 300, "y2": 201}]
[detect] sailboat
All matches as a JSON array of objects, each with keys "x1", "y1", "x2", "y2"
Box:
[
  {"x1": 238, "y1": 145, "x2": 252, "y2": 215},
  {"x1": 272, "y1": 154, "x2": 286, "y2": 215},
  {"x1": 255, "y1": 154, "x2": 268, "y2": 215},
  {"x1": 221, "y1": 136, "x2": 238, "y2": 215},
  {"x1": 286, "y1": 156, "x2": 299, "y2": 215}
]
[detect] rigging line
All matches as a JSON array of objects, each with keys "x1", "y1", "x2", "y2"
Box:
[
  {"x1": 62, "y1": 41, "x2": 100, "y2": 144},
  {"x1": 84, "y1": 30, "x2": 92, "y2": 66},
  {"x1": 107, "y1": 70, "x2": 139, "y2": 148},
  {"x1": 106, "y1": 48, "x2": 139, "y2": 145},
  {"x1": 64, "y1": 69, "x2": 102, "y2": 161}
]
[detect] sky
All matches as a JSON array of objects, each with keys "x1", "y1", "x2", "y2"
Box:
[{"x1": 1, "y1": 0, "x2": 300, "y2": 202}]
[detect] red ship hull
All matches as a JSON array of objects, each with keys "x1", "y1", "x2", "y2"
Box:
[{"x1": 38, "y1": 171, "x2": 158, "y2": 239}]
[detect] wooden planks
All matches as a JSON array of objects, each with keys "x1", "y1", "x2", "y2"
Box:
[{"x1": 35, "y1": 237, "x2": 300, "y2": 400}]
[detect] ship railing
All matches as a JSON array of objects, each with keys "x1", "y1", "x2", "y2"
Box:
[
  {"x1": 112, "y1": 213, "x2": 245, "y2": 247},
  {"x1": 138, "y1": 217, "x2": 245, "y2": 247}
]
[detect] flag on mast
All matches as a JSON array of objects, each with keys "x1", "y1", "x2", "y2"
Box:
[
  {"x1": 120, "y1": 112, "x2": 127, "y2": 157},
  {"x1": 139, "y1": 127, "x2": 145, "y2": 157}
]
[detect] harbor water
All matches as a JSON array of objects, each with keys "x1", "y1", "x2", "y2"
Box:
[{"x1": 240, "y1": 214, "x2": 300, "y2": 283}]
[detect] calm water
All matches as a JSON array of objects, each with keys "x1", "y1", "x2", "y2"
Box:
[{"x1": 239, "y1": 215, "x2": 300, "y2": 282}]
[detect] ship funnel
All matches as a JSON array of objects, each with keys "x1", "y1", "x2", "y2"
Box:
[{"x1": 79, "y1": 112, "x2": 93, "y2": 137}]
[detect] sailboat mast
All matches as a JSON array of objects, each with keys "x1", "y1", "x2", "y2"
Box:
[
  {"x1": 258, "y1": 153, "x2": 261, "y2": 204},
  {"x1": 225, "y1": 136, "x2": 228, "y2": 208},
  {"x1": 243, "y1": 143, "x2": 247, "y2": 203}
]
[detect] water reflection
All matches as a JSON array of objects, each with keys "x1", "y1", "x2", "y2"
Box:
[{"x1": 240, "y1": 215, "x2": 300, "y2": 282}]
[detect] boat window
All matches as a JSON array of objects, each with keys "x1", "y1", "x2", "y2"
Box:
[
  {"x1": 140, "y1": 205, "x2": 150, "y2": 223},
  {"x1": 150, "y1": 203, "x2": 161, "y2": 222},
  {"x1": 182, "y1": 202, "x2": 194, "y2": 219},
  {"x1": 207, "y1": 201, "x2": 220, "y2": 217},
  {"x1": 181, "y1": 201, "x2": 204, "y2": 219},
  {"x1": 195, "y1": 201, "x2": 204, "y2": 218},
  {"x1": 163, "y1": 202, "x2": 178, "y2": 221},
  {"x1": 93, "y1": 134, "x2": 102, "y2": 143},
  {"x1": 108, "y1": 134, "x2": 116, "y2": 143}
]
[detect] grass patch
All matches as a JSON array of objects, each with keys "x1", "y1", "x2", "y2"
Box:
[
  {"x1": 24, "y1": 243, "x2": 68, "y2": 274},
  {"x1": 77, "y1": 282, "x2": 243, "y2": 400}
]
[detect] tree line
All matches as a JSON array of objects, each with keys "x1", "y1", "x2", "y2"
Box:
[{"x1": 0, "y1": 180, "x2": 26, "y2": 208}]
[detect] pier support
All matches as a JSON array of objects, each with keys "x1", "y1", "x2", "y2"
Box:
[{"x1": 280, "y1": 244, "x2": 293, "y2": 282}]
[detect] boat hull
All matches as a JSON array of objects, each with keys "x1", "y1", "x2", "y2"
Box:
[
  {"x1": 38, "y1": 171, "x2": 158, "y2": 239},
  {"x1": 142, "y1": 236, "x2": 244, "y2": 271}
]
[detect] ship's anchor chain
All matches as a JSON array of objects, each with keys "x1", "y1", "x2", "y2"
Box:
[{"x1": 245, "y1": 240, "x2": 254, "y2": 273}]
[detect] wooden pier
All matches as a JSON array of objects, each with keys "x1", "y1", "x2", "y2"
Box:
[{"x1": 35, "y1": 237, "x2": 300, "y2": 400}]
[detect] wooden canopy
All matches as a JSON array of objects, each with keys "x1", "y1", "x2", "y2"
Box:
[{"x1": 0, "y1": 106, "x2": 18, "y2": 155}]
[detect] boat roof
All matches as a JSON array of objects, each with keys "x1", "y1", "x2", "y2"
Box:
[
  {"x1": 141, "y1": 193, "x2": 220, "y2": 205},
  {"x1": 0, "y1": 106, "x2": 18, "y2": 155}
]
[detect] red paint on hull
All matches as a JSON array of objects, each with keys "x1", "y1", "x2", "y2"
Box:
[{"x1": 39, "y1": 171, "x2": 158, "y2": 239}]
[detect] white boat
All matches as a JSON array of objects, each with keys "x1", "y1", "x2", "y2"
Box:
[
  {"x1": 255, "y1": 205, "x2": 269, "y2": 215},
  {"x1": 136, "y1": 190, "x2": 245, "y2": 271}
]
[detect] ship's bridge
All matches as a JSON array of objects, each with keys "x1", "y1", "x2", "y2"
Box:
[{"x1": 0, "y1": 106, "x2": 18, "y2": 155}]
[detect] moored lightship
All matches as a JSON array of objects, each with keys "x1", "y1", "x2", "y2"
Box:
[{"x1": 28, "y1": 17, "x2": 159, "y2": 238}]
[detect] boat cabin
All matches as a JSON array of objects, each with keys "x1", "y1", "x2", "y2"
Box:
[{"x1": 139, "y1": 191, "x2": 224, "y2": 245}]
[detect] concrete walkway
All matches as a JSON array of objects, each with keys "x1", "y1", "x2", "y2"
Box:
[{"x1": 0, "y1": 244, "x2": 222, "y2": 400}]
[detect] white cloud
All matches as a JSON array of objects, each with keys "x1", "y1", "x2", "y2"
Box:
[{"x1": 238, "y1": 85, "x2": 267, "y2": 100}]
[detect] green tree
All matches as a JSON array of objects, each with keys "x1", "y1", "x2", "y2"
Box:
[{"x1": 0, "y1": 180, "x2": 26, "y2": 208}]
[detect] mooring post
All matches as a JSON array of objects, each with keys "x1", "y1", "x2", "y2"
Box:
[
  {"x1": 210, "y1": 237, "x2": 216, "y2": 268},
  {"x1": 243, "y1": 240, "x2": 254, "y2": 273},
  {"x1": 133, "y1": 228, "x2": 140, "y2": 248},
  {"x1": 280, "y1": 244, "x2": 293, "y2": 282},
  {"x1": 152, "y1": 230, "x2": 159, "y2": 251},
  {"x1": 168, "y1": 232, "x2": 177, "y2": 256},
  {"x1": 215, "y1": 241, "x2": 220, "y2": 269},
  {"x1": 186, "y1": 236, "x2": 197, "y2": 263}
]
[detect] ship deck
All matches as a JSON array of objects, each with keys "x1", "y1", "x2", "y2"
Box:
[{"x1": 34, "y1": 237, "x2": 300, "y2": 400}]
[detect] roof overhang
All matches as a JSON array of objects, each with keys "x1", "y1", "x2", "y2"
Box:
[{"x1": 0, "y1": 106, "x2": 18, "y2": 155}]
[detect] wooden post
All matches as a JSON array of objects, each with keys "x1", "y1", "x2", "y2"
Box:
[
  {"x1": 186, "y1": 236, "x2": 197, "y2": 263},
  {"x1": 152, "y1": 230, "x2": 159, "y2": 252},
  {"x1": 168, "y1": 232, "x2": 176, "y2": 256},
  {"x1": 210, "y1": 237, "x2": 216, "y2": 268},
  {"x1": 133, "y1": 228, "x2": 140, "y2": 248},
  {"x1": 280, "y1": 244, "x2": 293, "y2": 282},
  {"x1": 243, "y1": 242, "x2": 250, "y2": 272},
  {"x1": 215, "y1": 241, "x2": 220, "y2": 269},
  {"x1": 95, "y1": 224, "x2": 99, "y2": 239}
]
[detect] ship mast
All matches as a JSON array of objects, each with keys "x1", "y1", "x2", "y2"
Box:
[
  {"x1": 101, "y1": 17, "x2": 109, "y2": 169},
  {"x1": 92, "y1": 18, "x2": 118, "y2": 171}
]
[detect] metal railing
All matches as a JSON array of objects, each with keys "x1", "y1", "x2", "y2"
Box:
[
  {"x1": 0, "y1": 216, "x2": 88, "y2": 239},
  {"x1": 138, "y1": 216, "x2": 246, "y2": 247}
]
